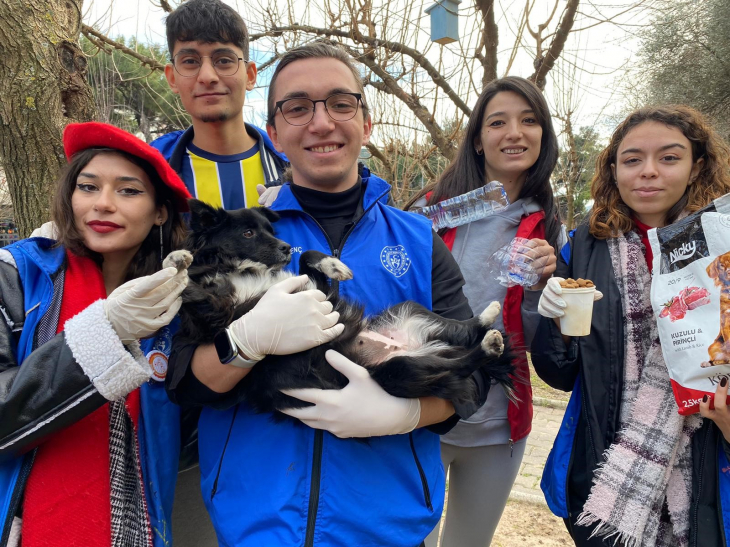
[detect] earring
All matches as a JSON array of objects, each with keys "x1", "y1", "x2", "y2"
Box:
[
  {"x1": 159, "y1": 224, "x2": 164, "y2": 263},
  {"x1": 475, "y1": 147, "x2": 483, "y2": 156}
]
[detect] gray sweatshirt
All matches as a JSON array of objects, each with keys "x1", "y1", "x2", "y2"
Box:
[{"x1": 440, "y1": 197, "x2": 544, "y2": 447}]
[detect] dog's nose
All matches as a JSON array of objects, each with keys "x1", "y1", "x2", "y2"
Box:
[{"x1": 279, "y1": 242, "x2": 291, "y2": 254}]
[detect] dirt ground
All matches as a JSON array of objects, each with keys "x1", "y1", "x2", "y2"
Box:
[
  {"x1": 433, "y1": 497, "x2": 573, "y2": 547},
  {"x1": 491, "y1": 499, "x2": 573, "y2": 546}
]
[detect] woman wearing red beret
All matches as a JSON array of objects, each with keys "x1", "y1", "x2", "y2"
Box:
[{"x1": 0, "y1": 122, "x2": 191, "y2": 547}]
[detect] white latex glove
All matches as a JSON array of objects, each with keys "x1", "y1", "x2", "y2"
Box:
[
  {"x1": 257, "y1": 184, "x2": 282, "y2": 207},
  {"x1": 537, "y1": 277, "x2": 604, "y2": 318},
  {"x1": 280, "y1": 350, "x2": 422, "y2": 438},
  {"x1": 104, "y1": 267, "x2": 188, "y2": 343},
  {"x1": 30, "y1": 221, "x2": 58, "y2": 239},
  {"x1": 228, "y1": 275, "x2": 344, "y2": 361}
]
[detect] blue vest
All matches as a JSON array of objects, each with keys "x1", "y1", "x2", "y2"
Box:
[
  {"x1": 197, "y1": 175, "x2": 443, "y2": 547},
  {"x1": 0, "y1": 239, "x2": 180, "y2": 547}
]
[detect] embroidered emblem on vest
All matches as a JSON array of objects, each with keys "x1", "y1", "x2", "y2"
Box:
[{"x1": 380, "y1": 245, "x2": 411, "y2": 278}]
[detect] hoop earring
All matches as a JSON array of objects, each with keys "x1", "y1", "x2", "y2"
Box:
[
  {"x1": 475, "y1": 147, "x2": 483, "y2": 156},
  {"x1": 159, "y1": 224, "x2": 164, "y2": 263}
]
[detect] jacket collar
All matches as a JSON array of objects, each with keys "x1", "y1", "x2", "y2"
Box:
[
  {"x1": 11, "y1": 238, "x2": 67, "y2": 278},
  {"x1": 169, "y1": 123, "x2": 288, "y2": 172},
  {"x1": 271, "y1": 166, "x2": 391, "y2": 214}
]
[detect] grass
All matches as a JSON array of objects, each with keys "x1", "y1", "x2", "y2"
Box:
[{"x1": 527, "y1": 353, "x2": 571, "y2": 402}]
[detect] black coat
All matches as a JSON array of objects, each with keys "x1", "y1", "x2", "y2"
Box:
[{"x1": 530, "y1": 223, "x2": 728, "y2": 546}]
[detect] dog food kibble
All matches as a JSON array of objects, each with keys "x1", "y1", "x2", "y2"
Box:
[{"x1": 559, "y1": 278, "x2": 595, "y2": 289}]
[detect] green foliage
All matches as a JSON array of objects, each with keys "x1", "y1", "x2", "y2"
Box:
[
  {"x1": 82, "y1": 36, "x2": 190, "y2": 141},
  {"x1": 637, "y1": 0, "x2": 730, "y2": 138},
  {"x1": 553, "y1": 126, "x2": 602, "y2": 227}
]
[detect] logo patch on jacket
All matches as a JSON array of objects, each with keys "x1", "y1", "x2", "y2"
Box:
[
  {"x1": 145, "y1": 325, "x2": 172, "y2": 381},
  {"x1": 380, "y1": 245, "x2": 411, "y2": 278}
]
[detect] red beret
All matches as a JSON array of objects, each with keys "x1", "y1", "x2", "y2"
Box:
[{"x1": 63, "y1": 122, "x2": 191, "y2": 212}]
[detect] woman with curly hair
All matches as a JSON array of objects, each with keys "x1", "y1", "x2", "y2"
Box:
[{"x1": 532, "y1": 105, "x2": 730, "y2": 546}]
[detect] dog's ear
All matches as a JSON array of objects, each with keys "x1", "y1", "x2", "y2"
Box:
[
  {"x1": 188, "y1": 199, "x2": 225, "y2": 231},
  {"x1": 707, "y1": 256, "x2": 721, "y2": 283},
  {"x1": 254, "y1": 207, "x2": 280, "y2": 224}
]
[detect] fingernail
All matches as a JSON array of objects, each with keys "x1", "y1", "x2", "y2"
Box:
[
  {"x1": 703, "y1": 395, "x2": 709, "y2": 403},
  {"x1": 722, "y1": 377, "x2": 728, "y2": 388}
]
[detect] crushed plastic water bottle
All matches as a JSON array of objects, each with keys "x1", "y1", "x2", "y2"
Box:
[
  {"x1": 488, "y1": 237, "x2": 543, "y2": 288},
  {"x1": 412, "y1": 181, "x2": 509, "y2": 230}
]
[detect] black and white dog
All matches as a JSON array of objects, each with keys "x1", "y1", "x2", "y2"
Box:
[{"x1": 165, "y1": 199, "x2": 515, "y2": 415}]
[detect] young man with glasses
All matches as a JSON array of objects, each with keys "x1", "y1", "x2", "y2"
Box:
[
  {"x1": 151, "y1": 0, "x2": 287, "y2": 208},
  {"x1": 167, "y1": 42, "x2": 490, "y2": 547}
]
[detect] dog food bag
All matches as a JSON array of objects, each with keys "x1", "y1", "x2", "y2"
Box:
[{"x1": 649, "y1": 201, "x2": 730, "y2": 415}]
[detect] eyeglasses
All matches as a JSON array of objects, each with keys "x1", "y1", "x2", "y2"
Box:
[
  {"x1": 275, "y1": 93, "x2": 363, "y2": 126},
  {"x1": 172, "y1": 52, "x2": 246, "y2": 77}
]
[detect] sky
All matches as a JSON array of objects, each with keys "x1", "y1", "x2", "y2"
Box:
[{"x1": 82, "y1": 0, "x2": 653, "y2": 140}]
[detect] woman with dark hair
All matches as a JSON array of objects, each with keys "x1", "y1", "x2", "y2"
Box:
[
  {"x1": 533, "y1": 105, "x2": 730, "y2": 546},
  {"x1": 409, "y1": 76, "x2": 561, "y2": 547},
  {"x1": 0, "y1": 122, "x2": 192, "y2": 547}
]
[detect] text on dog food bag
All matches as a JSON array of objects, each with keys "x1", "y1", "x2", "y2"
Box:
[{"x1": 649, "y1": 194, "x2": 730, "y2": 414}]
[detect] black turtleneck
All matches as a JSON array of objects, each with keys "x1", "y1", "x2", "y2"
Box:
[{"x1": 290, "y1": 179, "x2": 364, "y2": 249}]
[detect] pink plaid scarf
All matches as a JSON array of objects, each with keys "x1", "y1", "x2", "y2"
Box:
[{"x1": 576, "y1": 231, "x2": 702, "y2": 547}]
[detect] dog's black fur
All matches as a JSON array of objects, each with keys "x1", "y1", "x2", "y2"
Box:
[{"x1": 167, "y1": 199, "x2": 515, "y2": 415}]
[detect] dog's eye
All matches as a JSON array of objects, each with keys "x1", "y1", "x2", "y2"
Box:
[{"x1": 243, "y1": 230, "x2": 254, "y2": 238}]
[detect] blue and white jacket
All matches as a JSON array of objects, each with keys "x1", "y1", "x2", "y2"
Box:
[
  {"x1": 531, "y1": 225, "x2": 730, "y2": 546},
  {"x1": 0, "y1": 239, "x2": 180, "y2": 547},
  {"x1": 150, "y1": 123, "x2": 288, "y2": 188},
  {"x1": 170, "y1": 174, "x2": 446, "y2": 547}
]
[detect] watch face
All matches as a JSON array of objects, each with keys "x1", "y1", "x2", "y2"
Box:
[{"x1": 213, "y1": 330, "x2": 237, "y2": 364}]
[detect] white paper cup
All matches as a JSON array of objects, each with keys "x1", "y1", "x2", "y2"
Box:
[{"x1": 559, "y1": 287, "x2": 596, "y2": 336}]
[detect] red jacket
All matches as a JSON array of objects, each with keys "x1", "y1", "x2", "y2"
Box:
[{"x1": 442, "y1": 211, "x2": 544, "y2": 443}]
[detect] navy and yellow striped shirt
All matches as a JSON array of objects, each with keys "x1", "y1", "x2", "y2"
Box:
[{"x1": 180, "y1": 142, "x2": 265, "y2": 209}]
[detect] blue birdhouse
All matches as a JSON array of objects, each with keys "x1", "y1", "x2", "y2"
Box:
[{"x1": 425, "y1": 0, "x2": 461, "y2": 45}]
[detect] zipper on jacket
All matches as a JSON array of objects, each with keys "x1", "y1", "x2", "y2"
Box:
[
  {"x1": 299, "y1": 189, "x2": 388, "y2": 546},
  {"x1": 210, "y1": 406, "x2": 239, "y2": 499},
  {"x1": 580, "y1": 375, "x2": 598, "y2": 465},
  {"x1": 408, "y1": 433, "x2": 433, "y2": 510},
  {"x1": 691, "y1": 427, "x2": 710, "y2": 547},
  {"x1": 304, "y1": 429, "x2": 324, "y2": 547},
  {"x1": 0, "y1": 451, "x2": 35, "y2": 546}
]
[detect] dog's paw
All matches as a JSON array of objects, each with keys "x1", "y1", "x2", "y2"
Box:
[
  {"x1": 163, "y1": 250, "x2": 193, "y2": 271},
  {"x1": 313, "y1": 257, "x2": 353, "y2": 281},
  {"x1": 481, "y1": 329, "x2": 504, "y2": 358},
  {"x1": 479, "y1": 302, "x2": 501, "y2": 327},
  {"x1": 700, "y1": 361, "x2": 714, "y2": 368}
]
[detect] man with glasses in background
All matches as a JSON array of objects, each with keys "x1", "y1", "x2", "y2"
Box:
[
  {"x1": 167, "y1": 42, "x2": 488, "y2": 547},
  {"x1": 151, "y1": 0, "x2": 287, "y2": 207},
  {"x1": 150, "y1": 1, "x2": 287, "y2": 545}
]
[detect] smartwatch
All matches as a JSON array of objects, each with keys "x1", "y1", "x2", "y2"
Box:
[{"x1": 213, "y1": 328, "x2": 260, "y2": 369}]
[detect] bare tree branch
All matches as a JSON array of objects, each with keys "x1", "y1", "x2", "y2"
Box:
[
  {"x1": 346, "y1": 44, "x2": 455, "y2": 159},
  {"x1": 265, "y1": 23, "x2": 472, "y2": 116},
  {"x1": 82, "y1": 25, "x2": 166, "y2": 71},
  {"x1": 529, "y1": 0, "x2": 580, "y2": 89}
]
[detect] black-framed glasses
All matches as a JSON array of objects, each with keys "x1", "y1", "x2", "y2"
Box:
[
  {"x1": 172, "y1": 52, "x2": 246, "y2": 77},
  {"x1": 275, "y1": 93, "x2": 363, "y2": 126}
]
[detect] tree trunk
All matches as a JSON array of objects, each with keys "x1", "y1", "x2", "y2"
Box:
[
  {"x1": 0, "y1": 0, "x2": 95, "y2": 237},
  {"x1": 476, "y1": 0, "x2": 498, "y2": 87},
  {"x1": 564, "y1": 116, "x2": 579, "y2": 230}
]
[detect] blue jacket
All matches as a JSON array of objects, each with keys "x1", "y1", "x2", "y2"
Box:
[
  {"x1": 195, "y1": 174, "x2": 444, "y2": 547},
  {"x1": 150, "y1": 124, "x2": 288, "y2": 188},
  {"x1": 0, "y1": 239, "x2": 180, "y2": 547},
  {"x1": 532, "y1": 226, "x2": 730, "y2": 546}
]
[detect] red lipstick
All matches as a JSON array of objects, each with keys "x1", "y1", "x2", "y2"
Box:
[{"x1": 87, "y1": 220, "x2": 122, "y2": 233}]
